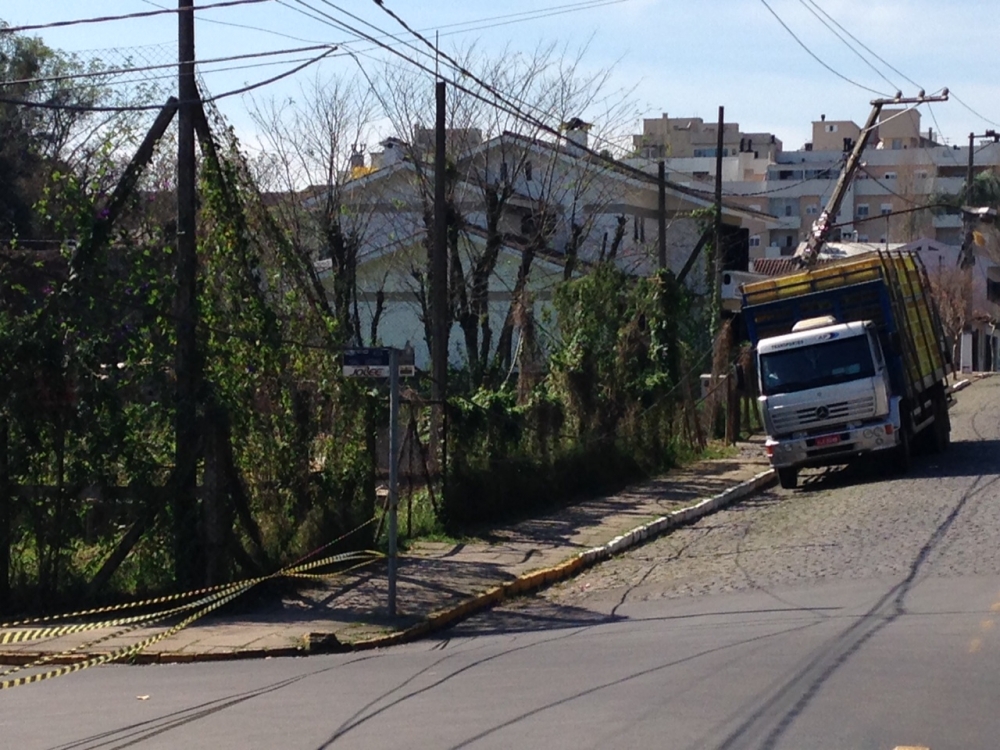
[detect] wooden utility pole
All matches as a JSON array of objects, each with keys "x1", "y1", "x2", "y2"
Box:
[
  {"x1": 174, "y1": 0, "x2": 201, "y2": 590},
  {"x1": 658, "y1": 160, "x2": 667, "y2": 269},
  {"x1": 967, "y1": 131, "x2": 976, "y2": 202},
  {"x1": 712, "y1": 105, "x2": 724, "y2": 334},
  {"x1": 0, "y1": 417, "x2": 8, "y2": 610},
  {"x1": 431, "y1": 81, "x2": 448, "y2": 477}
]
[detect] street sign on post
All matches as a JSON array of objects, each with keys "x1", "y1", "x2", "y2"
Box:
[
  {"x1": 343, "y1": 347, "x2": 415, "y2": 379},
  {"x1": 341, "y1": 347, "x2": 402, "y2": 618},
  {"x1": 343, "y1": 348, "x2": 391, "y2": 378}
]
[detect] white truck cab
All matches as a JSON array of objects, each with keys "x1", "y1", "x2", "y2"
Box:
[{"x1": 757, "y1": 318, "x2": 900, "y2": 488}]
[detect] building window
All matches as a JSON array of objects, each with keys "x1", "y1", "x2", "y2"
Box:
[
  {"x1": 825, "y1": 123, "x2": 838, "y2": 133},
  {"x1": 805, "y1": 204, "x2": 819, "y2": 215},
  {"x1": 856, "y1": 204, "x2": 870, "y2": 217},
  {"x1": 749, "y1": 235, "x2": 761, "y2": 247},
  {"x1": 987, "y1": 277, "x2": 1000, "y2": 304},
  {"x1": 915, "y1": 170, "x2": 929, "y2": 179},
  {"x1": 880, "y1": 203, "x2": 893, "y2": 215},
  {"x1": 883, "y1": 171, "x2": 897, "y2": 180},
  {"x1": 859, "y1": 234, "x2": 869, "y2": 242},
  {"x1": 891, "y1": 138, "x2": 903, "y2": 150},
  {"x1": 525, "y1": 161, "x2": 533, "y2": 181},
  {"x1": 785, "y1": 205, "x2": 793, "y2": 217}
]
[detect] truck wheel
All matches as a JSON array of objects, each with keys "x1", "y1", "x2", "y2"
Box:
[
  {"x1": 893, "y1": 426, "x2": 912, "y2": 474},
  {"x1": 777, "y1": 467, "x2": 798, "y2": 489},
  {"x1": 935, "y1": 395, "x2": 951, "y2": 452}
]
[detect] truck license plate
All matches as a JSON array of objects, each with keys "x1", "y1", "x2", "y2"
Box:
[{"x1": 815, "y1": 434, "x2": 841, "y2": 447}]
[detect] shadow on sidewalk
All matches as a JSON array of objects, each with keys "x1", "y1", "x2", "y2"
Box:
[{"x1": 445, "y1": 599, "x2": 618, "y2": 638}]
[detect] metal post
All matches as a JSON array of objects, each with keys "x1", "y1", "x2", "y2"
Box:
[{"x1": 387, "y1": 348, "x2": 400, "y2": 618}]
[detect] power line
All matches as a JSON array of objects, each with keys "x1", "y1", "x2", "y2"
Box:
[
  {"x1": 0, "y1": 44, "x2": 335, "y2": 88},
  {"x1": 950, "y1": 90, "x2": 1000, "y2": 129},
  {"x1": 139, "y1": 0, "x2": 329, "y2": 45},
  {"x1": 295, "y1": 0, "x2": 686, "y2": 196},
  {"x1": 138, "y1": 0, "x2": 625, "y2": 49},
  {"x1": 0, "y1": 0, "x2": 272, "y2": 35},
  {"x1": 0, "y1": 47, "x2": 336, "y2": 112},
  {"x1": 801, "y1": 0, "x2": 923, "y2": 91},
  {"x1": 796, "y1": 0, "x2": 900, "y2": 94},
  {"x1": 830, "y1": 202, "x2": 947, "y2": 229},
  {"x1": 757, "y1": 0, "x2": 889, "y2": 97},
  {"x1": 858, "y1": 166, "x2": 924, "y2": 207}
]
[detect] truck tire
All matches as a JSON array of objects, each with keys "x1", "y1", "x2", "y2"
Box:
[
  {"x1": 893, "y1": 425, "x2": 912, "y2": 474},
  {"x1": 777, "y1": 467, "x2": 798, "y2": 489},
  {"x1": 934, "y1": 393, "x2": 951, "y2": 452}
]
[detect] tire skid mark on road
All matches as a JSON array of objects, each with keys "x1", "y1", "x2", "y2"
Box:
[
  {"x1": 442, "y1": 619, "x2": 826, "y2": 750},
  {"x1": 709, "y1": 468, "x2": 991, "y2": 750}
]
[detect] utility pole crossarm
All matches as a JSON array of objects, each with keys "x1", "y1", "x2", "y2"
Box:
[{"x1": 798, "y1": 91, "x2": 949, "y2": 268}]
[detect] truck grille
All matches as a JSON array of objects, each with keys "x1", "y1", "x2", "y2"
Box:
[{"x1": 772, "y1": 396, "x2": 876, "y2": 434}]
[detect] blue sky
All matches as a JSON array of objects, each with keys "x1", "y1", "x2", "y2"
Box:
[{"x1": 5, "y1": 1, "x2": 999, "y2": 152}]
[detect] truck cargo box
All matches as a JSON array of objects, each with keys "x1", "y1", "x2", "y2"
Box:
[{"x1": 742, "y1": 252, "x2": 952, "y2": 402}]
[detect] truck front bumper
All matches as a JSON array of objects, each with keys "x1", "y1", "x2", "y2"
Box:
[{"x1": 766, "y1": 419, "x2": 900, "y2": 470}]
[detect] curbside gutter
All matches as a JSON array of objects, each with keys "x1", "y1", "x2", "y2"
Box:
[
  {"x1": 349, "y1": 468, "x2": 778, "y2": 652},
  {"x1": 0, "y1": 469, "x2": 777, "y2": 667},
  {"x1": 949, "y1": 378, "x2": 971, "y2": 394}
]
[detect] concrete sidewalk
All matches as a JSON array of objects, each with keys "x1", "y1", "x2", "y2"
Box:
[{"x1": 0, "y1": 438, "x2": 772, "y2": 666}]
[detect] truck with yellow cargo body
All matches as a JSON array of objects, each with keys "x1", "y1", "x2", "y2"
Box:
[{"x1": 740, "y1": 251, "x2": 953, "y2": 489}]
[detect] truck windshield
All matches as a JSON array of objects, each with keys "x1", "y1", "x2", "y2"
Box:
[{"x1": 759, "y1": 335, "x2": 875, "y2": 396}]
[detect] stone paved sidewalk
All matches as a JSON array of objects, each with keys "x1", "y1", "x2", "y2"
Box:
[{"x1": 0, "y1": 438, "x2": 770, "y2": 665}]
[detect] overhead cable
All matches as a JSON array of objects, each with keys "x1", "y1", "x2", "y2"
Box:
[
  {"x1": 0, "y1": 0, "x2": 272, "y2": 34},
  {"x1": 0, "y1": 44, "x2": 336, "y2": 88},
  {"x1": 796, "y1": 0, "x2": 900, "y2": 93},
  {"x1": 802, "y1": 0, "x2": 924, "y2": 91},
  {"x1": 757, "y1": 0, "x2": 889, "y2": 97},
  {"x1": 0, "y1": 47, "x2": 336, "y2": 112}
]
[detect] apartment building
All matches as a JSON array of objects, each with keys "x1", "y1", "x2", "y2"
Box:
[{"x1": 632, "y1": 109, "x2": 1000, "y2": 258}]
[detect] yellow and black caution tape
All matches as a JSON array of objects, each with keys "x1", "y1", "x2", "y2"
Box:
[
  {"x1": 0, "y1": 579, "x2": 258, "y2": 691},
  {"x1": 0, "y1": 543, "x2": 386, "y2": 691},
  {"x1": 0, "y1": 577, "x2": 254, "y2": 631},
  {"x1": 0, "y1": 584, "x2": 249, "y2": 644}
]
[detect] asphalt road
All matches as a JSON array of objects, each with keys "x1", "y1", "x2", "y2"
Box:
[{"x1": 3, "y1": 378, "x2": 999, "y2": 750}]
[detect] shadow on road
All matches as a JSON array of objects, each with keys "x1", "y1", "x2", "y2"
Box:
[{"x1": 790, "y1": 437, "x2": 1000, "y2": 493}]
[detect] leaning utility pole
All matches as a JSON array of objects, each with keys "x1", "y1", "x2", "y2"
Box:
[
  {"x1": 174, "y1": 0, "x2": 201, "y2": 590},
  {"x1": 798, "y1": 90, "x2": 949, "y2": 268}
]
